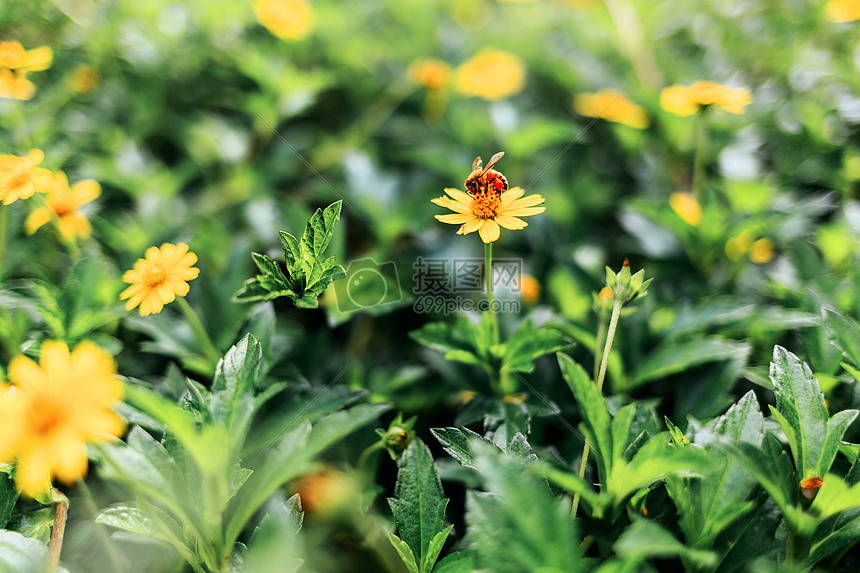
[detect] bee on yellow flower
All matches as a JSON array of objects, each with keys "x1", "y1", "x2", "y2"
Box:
[
  {"x1": 455, "y1": 49, "x2": 525, "y2": 101},
  {"x1": 254, "y1": 0, "x2": 315, "y2": 41},
  {"x1": 433, "y1": 152, "x2": 545, "y2": 243},
  {"x1": 825, "y1": 0, "x2": 860, "y2": 22},
  {"x1": 573, "y1": 90, "x2": 649, "y2": 129},
  {"x1": 660, "y1": 81, "x2": 751, "y2": 116},
  {"x1": 0, "y1": 149, "x2": 53, "y2": 205},
  {"x1": 25, "y1": 171, "x2": 100, "y2": 241},
  {"x1": 0, "y1": 41, "x2": 53, "y2": 101},
  {"x1": 120, "y1": 243, "x2": 200, "y2": 316},
  {"x1": 0, "y1": 340, "x2": 125, "y2": 497},
  {"x1": 669, "y1": 192, "x2": 702, "y2": 226}
]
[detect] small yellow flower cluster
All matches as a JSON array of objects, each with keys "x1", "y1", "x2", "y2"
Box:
[
  {"x1": 573, "y1": 90, "x2": 649, "y2": 129},
  {"x1": 254, "y1": 0, "x2": 314, "y2": 41},
  {"x1": 408, "y1": 59, "x2": 452, "y2": 92},
  {"x1": 669, "y1": 192, "x2": 702, "y2": 226},
  {"x1": 0, "y1": 41, "x2": 52, "y2": 101},
  {"x1": 725, "y1": 230, "x2": 775, "y2": 264},
  {"x1": 825, "y1": 0, "x2": 860, "y2": 22},
  {"x1": 0, "y1": 341, "x2": 125, "y2": 497},
  {"x1": 660, "y1": 81, "x2": 751, "y2": 116}
]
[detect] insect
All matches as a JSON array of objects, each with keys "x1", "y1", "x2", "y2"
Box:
[{"x1": 464, "y1": 151, "x2": 509, "y2": 197}]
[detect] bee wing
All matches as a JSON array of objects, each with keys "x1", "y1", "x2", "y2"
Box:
[
  {"x1": 481, "y1": 151, "x2": 505, "y2": 174},
  {"x1": 472, "y1": 156, "x2": 483, "y2": 171}
]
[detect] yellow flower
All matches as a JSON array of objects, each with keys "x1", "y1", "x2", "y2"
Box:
[
  {"x1": 70, "y1": 65, "x2": 99, "y2": 94},
  {"x1": 455, "y1": 49, "x2": 525, "y2": 101},
  {"x1": 433, "y1": 186, "x2": 545, "y2": 243},
  {"x1": 0, "y1": 41, "x2": 53, "y2": 101},
  {"x1": 725, "y1": 230, "x2": 755, "y2": 260},
  {"x1": 0, "y1": 149, "x2": 53, "y2": 205},
  {"x1": 825, "y1": 0, "x2": 860, "y2": 22},
  {"x1": 120, "y1": 243, "x2": 200, "y2": 316},
  {"x1": 0, "y1": 340, "x2": 124, "y2": 497},
  {"x1": 749, "y1": 238, "x2": 775, "y2": 264},
  {"x1": 669, "y1": 192, "x2": 702, "y2": 226},
  {"x1": 25, "y1": 171, "x2": 101, "y2": 241},
  {"x1": 660, "y1": 81, "x2": 751, "y2": 116},
  {"x1": 408, "y1": 59, "x2": 451, "y2": 91},
  {"x1": 520, "y1": 274, "x2": 541, "y2": 304},
  {"x1": 254, "y1": 0, "x2": 314, "y2": 41},
  {"x1": 573, "y1": 90, "x2": 649, "y2": 129},
  {"x1": 599, "y1": 286, "x2": 612, "y2": 300}
]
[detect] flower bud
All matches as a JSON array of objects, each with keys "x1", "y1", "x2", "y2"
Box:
[
  {"x1": 605, "y1": 259, "x2": 652, "y2": 304},
  {"x1": 800, "y1": 476, "x2": 823, "y2": 500}
]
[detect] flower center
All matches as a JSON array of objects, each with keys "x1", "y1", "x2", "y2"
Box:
[
  {"x1": 28, "y1": 397, "x2": 67, "y2": 437},
  {"x1": 470, "y1": 193, "x2": 502, "y2": 219},
  {"x1": 143, "y1": 263, "x2": 168, "y2": 287},
  {"x1": 52, "y1": 201, "x2": 73, "y2": 217}
]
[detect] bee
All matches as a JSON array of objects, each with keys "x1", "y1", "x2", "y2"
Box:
[{"x1": 464, "y1": 151, "x2": 509, "y2": 197}]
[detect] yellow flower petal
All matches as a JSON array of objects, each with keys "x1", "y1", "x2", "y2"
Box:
[
  {"x1": 478, "y1": 219, "x2": 501, "y2": 243},
  {"x1": 494, "y1": 214, "x2": 528, "y2": 230},
  {"x1": 436, "y1": 213, "x2": 474, "y2": 225},
  {"x1": 443, "y1": 187, "x2": 473, "y2": 206}
]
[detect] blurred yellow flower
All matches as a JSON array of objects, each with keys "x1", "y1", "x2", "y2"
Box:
[
  {"x1": 0, "y1": 149, "x2": 53, "y2": 205},
  {"x1": 669, "y1": 192, "x2": 702, "y2": 226},
  {"x1": 120, "y1": 243, "x2": 200, "y2": 316},
  {"x1": 294, "y1": 467, "x2": 359, "y2": 517},
  {"x1": 520, "y1": 274, "x2": 541, "y2": 304},
  {"x1": 599, "y1": 286, "x2": 612, "y2": 300},
  {"x1": 0, "y1": 41, "x2": 53, "y2": 101},
  {"x1": 749, "y1": 238, "x2": 775, "y2": 264},
  {"x1": 573, "y1": 90, "x2": 649, "y2": 129},
  {"x1": 433, "y1": 186, "x2": 545, "y2": 243},
  {"x1": 0, "y1": 340, "x2": 124, "y2": 497},
  {"x1": 725, "y1": 229, "x2": 754, "y2": 260},
  {"x1": 825, "y1": 0, "x2": 860, "y2": 22},
  {"x1": 25, "y1": 171, "x2": 101, "y2": 241},
  {"x1": 408, "y1": 59, "x2": 451, "y2": 91},
  {"x1": 254, "y1": 0, "x2": 314, "y2": 41},
  {"x1": 70, "y1": 65, "x2": 99, "y2": 94},
  {"x1": 455, "y1": 49, "x2": 525, "y2": 101},
  {"x1": 660, "y1": 81, "x2": 751, "y2": 116}
]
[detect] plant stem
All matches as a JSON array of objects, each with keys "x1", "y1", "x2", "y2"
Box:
[
  {"x1": 0, "y1": 206, "x2": 7, "y2": 276},
  {"x1": 78, "y1": 479, "x2": 125, "y2": 573},
  {"x1": 485, "y1": 241, "x2": 499, "y2": 345},
  {"x1": 571, "y1": 298, "x2": 623, "y2": 518},
  {"x1": 692, "y1": 110, "x2": 708, "y2": 202},
  {"x1": 176, "y1": 297, "x2": 221, "y2": 367},
  {"x1": 46, "y1": 489, "x2": 69, "y2": 573}
]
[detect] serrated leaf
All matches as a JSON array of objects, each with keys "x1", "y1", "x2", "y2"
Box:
[
  {"x1": 433, "y1": 551, "x2": 475, "y2": 573},
  {"x1": 558, "y1": 353, "x2": 613, "y2": 484},
  {"x1": 388, "y1": 439, "x2": 449, "y2": 569},
  {"x1": 423, "y1": 524, "x2": 454, "y2": 573},
  {"x1": 822, "y1": 308, "x2": 860, "y2": 371},
  {"x1": 387, "y1": 531, "x2": 420, "y2": 573},
  {"x1": 410, "y1": 316, "x2": 487, "y2": 367},
  {"x1": 630, "y1": 337, "x2": 749, "y2": 390},
  {"x1": 503, "y1": 320, "x2": 571, "y2": 373},
  {"x1": 245, "y1": 494, "x2": 304, "y2": 573},
  {"x1": 431, "y1": 427, "x2": 497, "y2": 469},
  {"x1": 769, "y1": 346, "x2": 858, "y2": 478}
]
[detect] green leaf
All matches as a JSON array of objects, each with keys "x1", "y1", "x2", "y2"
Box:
[
  {"x1": 715, "y1": 432, "x2": 796, "y2": 512},
  {"x1": 423, "y1": 524, "x2": 454, "y2": 573},
  {"x1": 558, "y1": 353, "x2": 613, "y2": 483},
  {"x1": 614, "y1": 519, "x2": 718, "y2": 568},
  {"x1": 234, "y1": 201, "x2": 345, "y2": 307},
  {"x1": 822, "y1": 308, "x2": 860, "y2": 371},
  {"x1": 431, "y1": 426, "x2": 497, "y2": 469},
  {"x1": 466, "y1": 446, "x2": 582, "y2": 573},
  {"x1": 410, "y1": 316, "x2": 487, "y2": 368},
  {"x1": 0, "y1": 530, "x2": 69, "y2": 573},
  {"x1": 96, "y1": 504, "x2": 165, "y2": 540},
  {"x1": 502, "y1": 320, "x2": 571, "y2": 373},
  {"x1": 388, "y1": 439, "x2": 449, "y2": 570},
  {"x1": 245, "y1": 494, "x2": 304, "y2": 573},
  {"x1": 0, "y1": 471, "x2": 18, "y2": 529},
  {"x1": 387, "y1": 531, "x2": 420, "y2": 573},
  {"x1": 433, "y1": 552, "x2": 476, "y2": 573},
  {"x1": 630, "y1": 337, "x2": 750, "y2": 390},
  {"x1": 769, "y1": 346, "x2": 858, "y2": 478}
]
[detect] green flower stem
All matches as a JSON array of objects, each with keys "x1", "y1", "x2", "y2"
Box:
[
  {"x1": 692, "y1": 110, "x2": 708, "y2": 201},
  {"x1": 176, "y1": 297, "x2": 221, "y2": 367},
  {"x1": 46, "y1": 489, "x2": 69, "y2": 573},
  {"x1": 356, "y1": 440, "x2": 385, "y2": 486},
  {"x1": 485, "y1": 241, "x2": 499, "y2": 345},
  {"x1": 571, "y1": 298, "x2": 623, "y2": 518},
  {"x1": 78, "y1": 478, "x2": 125, "y2": 573},
  {"x1": 0, "y1": 206, "x2": 7, "y2": 275}
]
